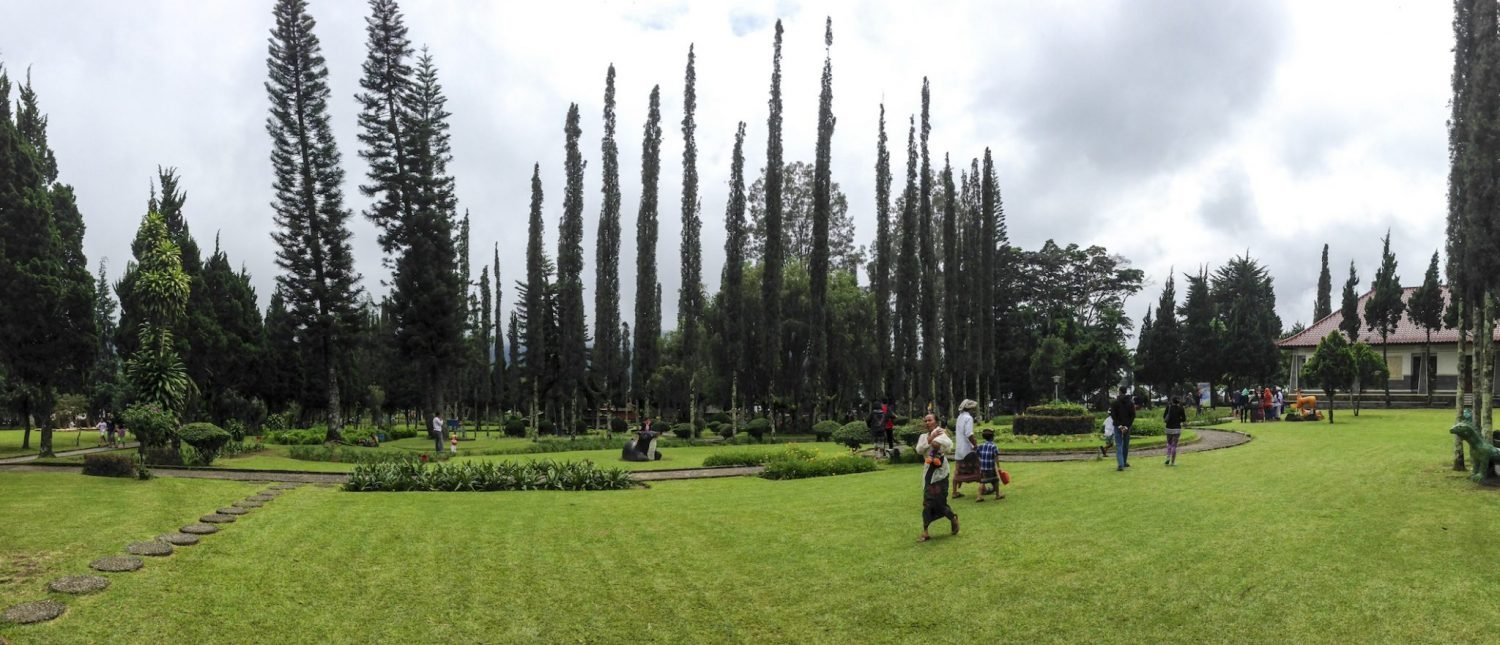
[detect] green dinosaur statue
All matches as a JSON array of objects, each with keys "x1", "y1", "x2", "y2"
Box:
[{"x1": 1449, "y1": 418, "x2": 1500, "y2": 483}]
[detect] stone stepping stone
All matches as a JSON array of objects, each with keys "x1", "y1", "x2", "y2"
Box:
[
  {"x1": 232, "y1": 500, "x2": 264, "y2": 508},
  {"x1": 247, "y1": 495, "x2": 275, "y2": 503},
  {"x1": 215, "y1": 507, "x2": 250, "y2": 516},
  {"x1": 48, "y1": 575, "x2": 110, "y2": 594},
  {"x1": 199, "y1": 514, "x2": 236, "y2": 524},
  {"x1": 157, "y1": 533, "x2": 200, "y2": 546},
  {"x1": 126, "y1": 541, "x2": 173, "y2": 557},
  {"x1": 90, "y1": 556, "x2": 144, "y2": 572},
  {"x1": 2, "y1": 599, "x2": 66, "y2": 624},
  {"x1": 179, "y1": 523, "x2": 219, "y2": 535}
]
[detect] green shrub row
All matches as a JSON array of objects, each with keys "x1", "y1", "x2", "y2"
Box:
[
  {"x1": 266, "y1": 429, "x2": 326, "y2": 445},
  {"x1": 760, "y1": 454, "x2": 877, "y2": 480},
  {"x1": 1022, "y1": 402, "x2": 1090, "y2": 417},
  {"x1": 343, "y1": 459, "x2": 636, "y2": 492},
  {"x1": 82, "y1": 454, "x2": 140, "y2": 478},
  {"x1": 701, "y1": 445, "x2": 819, "y2": 467},
  {"x1": 288, "y1": 444, "x2": 446, "y2": 464},
  {"x1": 1012, "y1": 413, "x2": 1094, "y2": 436}
]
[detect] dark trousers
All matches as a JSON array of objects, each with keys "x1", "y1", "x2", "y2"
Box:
[{"x1": 433, "y1": 431, "x2": 444, "y2": 452}]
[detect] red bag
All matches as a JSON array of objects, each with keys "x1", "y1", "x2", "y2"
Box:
[{"x1": 999, "y1": 469, "x2": 1011, "y2": 485}]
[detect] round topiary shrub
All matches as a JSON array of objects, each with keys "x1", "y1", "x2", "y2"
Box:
[
  {"x1": 812, "y1": 420, "x2": 841, "y2": 442},
  {"x1": 896, "y1": 423, "x2": 924, "y2": 448},
  {"x1": 609, "y1": 417, "x2": 628, "y2": 434},
  {"x1": 709, "y1": 412, "x2": 731, "y2": 425},
  {"x1": 537, "y1": 419, "x2": 556, "y2": 436},
  {"x1": 745, "y1": 417, "x2": 770, "y2": 441},
  {"x1": 718, "y1": 422, "x2": 736, "y2": 439},
  {"x1": 671, "y1": 423, "x2": 694, "y2": 439},
  {"x1": 832, "y1": 421, "x2": 868, "y2": 449},
  {"x1": 1012, "y1": 402, "x2": 1094, "y2": 436},
  {"x1": 504, "y1": 418, "x2": 526, "y2": 437},
  {"x1": 178, "y1": 422, "x2": 232, "y2": 465}
]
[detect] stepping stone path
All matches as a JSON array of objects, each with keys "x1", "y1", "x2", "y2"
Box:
[
  {"x1": 89, "y1": 556, "x2": 143, "y2": 573},
  {"x1": 157, "y1": 533, "x2": 199, "y2": 546},
  {"x1": 126, "y1": 541, "x2": 173, "y2": 557},
  {"x1": 1, "y1": 600, "x2": 66, "y2": 624},
  {"x1": 246, "y1": 495, "x2": 275, "y2": 503},
  {"x1": 47, "y1": 575, "x2": 109, "y2": 594},
  {"x1": 199, "y1": 513, "x2": 236, "y2": 524},
  {"x1": 215, "y1": 507, "x2": 250, "y2": 516},
  {"x1": 271, "y1": 483, "x2": 301, "y2": 490},
  {"x1": 179, "y1": 523, "x2": 219, "y2": 535},
  {"x1": 233, "y1": 500, "x2": 264, "y2": 508}
]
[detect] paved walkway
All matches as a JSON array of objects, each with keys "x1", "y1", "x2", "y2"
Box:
[
  {"x1": 1000, "y1": 428, "x2": 1250, "y2": 462},
  {"x1": 0, "y1": 442, "x2": 140, "y2": 465}
]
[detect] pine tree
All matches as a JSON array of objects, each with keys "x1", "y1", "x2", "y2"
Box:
[
  {"x1": 505, "y1": 311, "x2": 521, "y2": 412},
  {"x1": 1363, "y1": 230, "x2": 1404, "y2": 407},
  {"x1": 1148, "y1": 274, "x2": 1183, "y2": 393},
  {"x1": 940, "y1": 154, "x2": 957, "y2": 413},
  {"x1": 894, "y1": 117, "x2": 919, "y2": 413},
  {"x1": 808, "y1": 18, "x2": 836, "y2": 421},
  {"x1": 720, "y1": 122, "x2": 748, "y2": 429},
  {"x1": 620, "y1": 322, "x2": 633, "y2": 401},
  {"x1": 1407, "y1": 251, "x2": 1444, "y2": 404},
  {"x1": 261, "y1": 286, "x2": 302, "y2": 413},
  {"x1": 89, "y1": 260, "x2": 122, "y2": 416},
  {"x1": 478, "y1": 263, "x2": 493, "y2": 421},
  {"x1": 1178, "y1": 267, "x2": 1218, "y2": 391},
  {"x1": 918, "y1": 78, "x2": 937, "y2": 409},
  {"x1": 355, "y1": 0, "x2": 414, "y2": 255},
  {"x1": 387, "y1": 48, "x2": 464, "y2": 420},
  {"x1": 762, "y1": 20, "x2": 786, "y2": 426},
  {"x1": 980, "y1": 148, "x2": 1001, "y2": 412},
  {"x1": 593, "y1": 64, "x2": 622, "y2": 411},
  {"x1": 1447, "y1": 0, "x2": 1478, "y2": 465},
  {"x1": 492, "y1": 245, "x2": 505, "y2": 412},
  {"x1": 265, "y1": 0, "x2": 364, "y2": 439},
  {"x1": 633, "y1": 86, "x2": 663, "y2": 412},
  {"x1": 557, "y1": 103, "x2": 588, "y2": 435},
  {"x1": 1339, "y1": 261, "x2": 1361, "y2": 342},
  {"x1": 1460, "y1": 0, "x2": 1500, "y2": 434},
  {"x1": 872, "y1": 105, "x2": 892, "y2": 402},
  {"x1": 1314, "y1": 243, "x2": 1332, "y2": 321},
  {"x1": 198, "y1": 239, "x2": 267, "y2": 420},
  {"x1": 523, "y1": 164, "x2": 550, "y2": 435},
  {"x1": 679, "y1": 45, "x2": 704, "y2": 427}
]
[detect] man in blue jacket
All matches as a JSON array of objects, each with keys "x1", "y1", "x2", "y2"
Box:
[{"x1": 1109, "y1": 388, "x2": 1136, "y2": 471}]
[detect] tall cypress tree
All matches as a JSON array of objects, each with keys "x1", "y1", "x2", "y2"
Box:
[
  {"x1": 633, "y1": 86, "x2": 663, "y2": 412},
  {"x1": 809, "y1": 18, "x2": 836, "y2": 420},
  {"x1": 1148, "y1": 274, "x2": 1182, "y2": 393},
  {"x1": 478, "y1": 264, "x2": 493, "y2": 420},
  {"x1": 199, "y1": 240, "x2": 267, "y2": 420},
  {"x1": 980, "y1": 148, "x2": 1001, "y2": 412},
  {"x1": 894, "y1": 117, "x2": 919, "y2": 412},
  {"x1": 355, "y1": 0, "x2": 413, "y2": 255},
  {"x1": 1407, "y1": 251, "x2": 1444, "y2": 404},
  {"x1": 593, "y1": 65, "x2": 622, "y2": 411},
  {"x1": 918, "y1": 78, "x2": 937, "y2": 408},
  {"x1": 721, "y1": 122, "x2": 748, "y2": 427},
  {"x1": 505, "y1": 311, "x2": 521, "y2": 412},
  {"x1": 1364, "y1": 230, "x2": 1403, "y2": 407},
  {"x1": 1178, "y1": 267, "x2": 1218, "y2": 390},
  {"x1": 1339, "y1": 261, "x2": 1361, "y2": 342},
  {"x1": 873, "y1": 105, "x2": 892, "y2": 401},
  {"x1": 261, "y1": 286, "x2": 302, "y2": 413},
  {"x1": 491, "y1": 246, "x2": 505, "y2": 413},
  {"x1": 265, "y1": 0, "x2": 363, "y2": 439},
  {"x1": 89, "y1": 259, "x2": 122, "y2": 416},
  {"x1": 940, "y1": 154, "x2": 957, "y2": 411},
  {"x1": 1314, "y1": 243, "x2": 1332, "y2": 321},
  {"x1": 679, "y1": 45, "x2": 704, "y2": 426},
  {"x1": 557, "y1": 103, "x2": 588, "y2": 433},
  {"x1": 762, "y1": 20, "x2": 786, "y2": 424},
  {"x1": 386, "y1": 48, "x2": 464, "y2": 420},
  {"x1": 522, "y1": 164, "x2": 549, "y2": 435}
]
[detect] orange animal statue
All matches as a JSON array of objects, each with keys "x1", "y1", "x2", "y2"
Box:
[{"x1": 1289, "y1": 390, "x2": 1321, "y2": 420}]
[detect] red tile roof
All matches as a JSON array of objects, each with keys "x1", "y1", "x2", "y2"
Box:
[{"x1": 1277, "y1": 286, "x2": 1490, "y2": 348}]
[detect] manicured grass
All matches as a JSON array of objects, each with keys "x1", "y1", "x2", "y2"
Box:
[
  {"x1": 217, "y1": 442, "x2": 851, "y2": 473},
  {"x1": 0, "y1": 429, "x2": 114, "y2": 459},
  {"x1": 6, "y1": 409, "x2": 1499, "y2": 642}
]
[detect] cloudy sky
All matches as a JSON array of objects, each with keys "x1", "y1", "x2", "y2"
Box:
[{"x1": 1, "y1": 0, "x2": 1453, "y2": 338}]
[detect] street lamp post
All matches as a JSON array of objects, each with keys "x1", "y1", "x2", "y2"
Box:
[{"x1": 1052, "y1": 375, "x2": 1061, "y2": 402}]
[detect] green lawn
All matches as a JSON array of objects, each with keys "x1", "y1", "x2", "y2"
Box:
[
  {"x1": 5, "y1": 409, "x2": 1499, "y2": 643},
  {"x1": 218, "y1": 441, "x2": 851, "y2": 473},
  {"x1": 0, "y1": 428, "x2": 115, "y2": 459}
]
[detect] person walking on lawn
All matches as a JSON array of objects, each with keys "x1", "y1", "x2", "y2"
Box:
[
  {"x1": 916, "y1": 414, "x2": 959, "y2": 542},
  {"x1": 1164, "y1": 396, "x2": 1187, "y2": 466},
  {"x1": 951, "y1": 399, "x2": 980, "y2": 498},
  {"x1": 1109, "y1": 387, "x2": 1136, "y2": 471}
]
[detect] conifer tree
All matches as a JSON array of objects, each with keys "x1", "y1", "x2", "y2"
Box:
[
  {"x1": 355, "y1": 0, "x2": 413, "y2": 255},
  {"x1": 1178, "y1": 267, "x2": 1218, "y2": 391},
  {"x1": 505, "y1": 311, "x2": 521, "y2": 412},
  {"x1": 894, "y1": 117, "x2": 919, "y2": 412},
  {"x1": 198, "y1": 240, "x2": 267, "y2": 420},
  {"x1": 634, "y1": 86, "x2": 663, "y2": 412},
  {"x1": 620, "y1": 322, "x2": 633, "y2": 401},
  {"x1": 478, "y1": 264, "x2": 493, "y2": 420},
  {"x1": 265, "y1": 0, "x2": 363, "y2": 439},
  {"x1": 940, "y1": 154, "x2": 957, "y2": 412},
  {"x1": 593, "y1": 65, "x2": 622, "y2": 411},
  {"x1": 523, "y1": 164, "x2": 549, "y2": 434},
  {"x1": 89, "y1": 260, "x2": 122, "y2": 415},
  {"x1": 980, "y1": 148, "x2": 1001, "y2": 411},
  {"x1": 720, "y1": 122, "x2": 748, "y2": 428},
  {"x1": 808, "y1": 18, "x2": 836, "y2": 420},
  {"x1": 557, "y1": 103, "x2": 588, "y2": 433},
  {"x1": 261, "y1": 287, "x2": 302, "y2": 413},
  {"x1": 1363, "y1": 230, "x2": 1403, "y2": 407},
  {"x1": 918, "y1": 78, "x2": 937, "y2": 408},
  {"x1": 679, "y1": 45, "x2": 704, "y2": 426},
  {"x1": 1148, "y1": 274, "x2": 1183, "y2": 393},
  {"x1": 762, "y1": 20, "x2": 786, "y2": 425},
  {"x1": 1407, "y1": 251, "x2": 1444, "y2": 404},
  {"x1": 493, "y1": 244, "x2": 505, "y2": 411},
  {"x1": 872, "y1": 105, "x2": 892, "y2": 401},
  {"x1": 1339, "y1": 261, "x2": 1361, "y2": 342},
  {"x1": 1314, "y1": 243, "x2": 1332, "y2": 321}
]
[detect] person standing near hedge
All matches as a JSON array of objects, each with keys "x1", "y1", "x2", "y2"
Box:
[
  {"x1": 951, "y1": 399, "x2": 980, "y2": 498},
  {"x1": 1163, "y1": 396, "x2": 1187, "y2": 466},
  {"x1": 916, "y1": 414, "x2": 958, "y2": 542},
  {"x1": 1109, "y1": 387, "x2": 1135, "y2": 471},
  {"x1": 430, "y1": 411, "x2": 445, "y2": 453}
]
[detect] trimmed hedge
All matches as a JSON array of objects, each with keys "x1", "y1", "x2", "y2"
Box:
[
  {"x1": 504, "y1": 418, "x2": 526, "y2": 437},
  {"x1": 744, "y1": 417, "x2": 771, "y2": 441},
  {"x1": 1012, "y1": 413, "x2": 1094, "y2": 436},
  {"x1": 812, "y1": 420, "x2": 841, "y2": 442},
  {"x1": 1023, "y1": 402, "x2": 1090, "y2": 417},
  {"x1": 266, "y1": 429, "x2": 326, "y2": 445},
  {"x1": 897, "y1": 424, "x2": 924, "y2": 447},
  {"x1": 82, "y1": 454, "x2": 138, "y2": 478},
  {"x1": 760, "y1": 454, "x2": 877, "y2": 480},
  {"x1": 343, "y1": 459, "x2": 636, "y2": 492},
  {"x1": 831, "y1": 422, "x2": 868, "y2": 449},
  {"x1": 671, "y1": 423, "x2": 695, "y2": 439},
  {"x1": 179, "y1": 423, "x2": 232, "y2": 465},
  {"x1": 608, "y1": 417, "x2": 628, "y2": 434}
]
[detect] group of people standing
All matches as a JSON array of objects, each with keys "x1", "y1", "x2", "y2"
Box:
[
  {"x1": 95, "y1": 417, "x2": 127, "y2": 447},
  {"x1": 914, "y1": 399, "x2": 1006, "y2": 543},
  {"x1": 1232, "y1": 386, "x2": 1285, "y2": 423}
]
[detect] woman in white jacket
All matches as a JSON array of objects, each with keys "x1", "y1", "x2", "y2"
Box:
[{"x1": 916, "y1": 414, "x2": 959, "y2": 542}]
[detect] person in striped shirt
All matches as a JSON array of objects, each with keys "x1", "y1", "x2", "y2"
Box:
[{"x1": 976, "y1": 429, "x2": 1004, "y2": 501}]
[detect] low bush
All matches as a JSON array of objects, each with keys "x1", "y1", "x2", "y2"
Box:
[
  {"x1": 1023, "y1": 402, "x2": 1091, "y2": 417},
  {"x1": 263, "y1": 412, "x2": 293, "y2": 433},
  {"x1": 572, "y1": 418, "x2": 588, "y2": 436},
  {"x1": 700, "y1": 444, "x2": 815, "y2": 467},
  {"x1": 387, "y1": 425, "x2": 417, "y2": 440},
  {"x1": 744, "y1": 417, "x2": 770, "y2": 441},
  {"x1": 718, "y1": 423, "x2": 736, "y2": 439},
  {"x1": 831, "y1": 422, "x2": 868, "y2": 449},
  {"x1": 343, "y1": 459, "x2": 636, "y2": 492},
  {"x1": 608, "y1": 417, "x2": 628, "y2": 434},
  {"x1": 266, "y1": 429, "x2": 326, "y2": 445},
  {"x1": 219, "y1": 440, "x2": 265, "y2": 459},
  {"x1": 142, "y1": 445, "x2": 184, "y2": 466},
  {"x1": 289, "y1": 444, "x2": 441, "y2": 465},
  {"x1": 179, "y1": 422, "x2": 232, "y2": 465},
  {"x1": 1012, "y1": 412, "x2": 1094, "y2": 436},
  {"x1": 537, "y1": 420, "x2": 556, "y2": 436},
  {"x1": 224, "y1": 419, "x2": 247, "y2": 442},
  {"x1": 504, "y1": 418, "x2": 526, "y2": 437},
  {"x1": 812, "y1": 420, "x2": 841, "y2": 442},
  {"x1": 123, "y1": 403, "x2": 176, "y2": 450},
  {"x1": 760, "y1": 454, "x2": 877, "y2": 480},
  {"x1": 671, "y1": 423, "x2": 695, "y2": 439},
  {"x1": 82, "y1": 453, "x2": 138, "y2": 478},
  {"x1": 896, "y1": 424, "x2": 924, "y2": 448}
]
